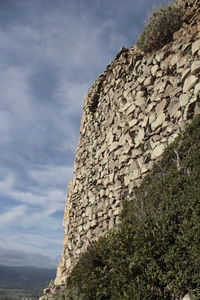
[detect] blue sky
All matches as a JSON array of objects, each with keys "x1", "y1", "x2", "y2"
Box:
[{"x1": 0, "y1": 0, "x2": 169, "y2": 268}]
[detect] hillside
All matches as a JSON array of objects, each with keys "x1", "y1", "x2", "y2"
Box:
[{"x1": 0, "y1": 265, "x2": 56, "y2": 298}]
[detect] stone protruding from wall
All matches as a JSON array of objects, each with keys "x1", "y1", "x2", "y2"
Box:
[{"x1": 41, "y1": 1, "x2": 200, "y2": 298}]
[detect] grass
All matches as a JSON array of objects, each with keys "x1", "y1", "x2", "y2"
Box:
[{"x1": 0, "y1": 288, "x2": 37, "y2": 300}]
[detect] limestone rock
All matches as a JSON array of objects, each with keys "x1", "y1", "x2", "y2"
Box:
[
  {"x1": 129, "y1": 119, "x2": 138, "y2": 127},
  {"x1": 182, "y1": 294, "x2": 191, "y2": 300},
  {"x1": 191, "y1": 61, "x2": 200, "y2": 75},
  {"x1": 131, "y1": 149, "x2": 143, "y2": 158},
  {"x1": 179, "y1": 94, "x2": 190, "y2": 106},
  {"x1": 151, "y1": 65, "x2": 159, "y2": 76},
  {"x1": 194, "y1": 82, "x2": 200, "y2": 95},
  {"x1": 134, "y1": 129, "x2": 145, "y2": 145},
  {"x1": 144, "y1": 76, "x2": 154, "y2": 86},
  {"x1": 135, "y1": 94, "x2": 146, "y2": 107},
  {"x1": 181, "y1": 68, "x2": 190, "y2": 81},
  {"x1": 156, "y1": 99, "x2": 167, "y2": 115},
  {"x1": 155, "y1": 52, "x2": 164, "y2": 62},
  {"x1": 168, "y1": 98, "x2": 181, "y2": 117},
  {"x1": 129, "y1": 169, "x2": 141, "y2": 180},
  {"x1": 183, "y1": 75, "x2": 198, "y2": 92},
  {"x1": 151, "y1": 144, "x2": 165, "y2": 159},
  {"x1": 192, "y1": 40, "x2": 200, "y2": 55},
  {"x1": 151, "y1": 113, "x2": 166, "y2": 131}
]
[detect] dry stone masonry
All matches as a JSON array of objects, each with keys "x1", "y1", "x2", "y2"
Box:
[{"x1": 41, "y1": 0, "x2": 200, "y2": 299}]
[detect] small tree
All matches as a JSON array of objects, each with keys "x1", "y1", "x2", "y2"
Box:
[{"x1": 136, "y1": 3, "x2": 185, "y2": 53}]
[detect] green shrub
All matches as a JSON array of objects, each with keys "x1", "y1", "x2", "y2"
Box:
[
  {"x1": 65, "y1": 116, "x2": 200, "y2": 299},
  {"x1": 136, "y1": 3, "x2": 185, "y2": 52}
]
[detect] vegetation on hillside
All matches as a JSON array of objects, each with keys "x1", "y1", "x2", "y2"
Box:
[
  {"x1": 0, "y1": 265, "x2": 56, "y2": 299},
  {"x1": 136, "y1": 3, "x2": 185, "y2": 52},
  {"x1": 61, "y1": 116, "x2": 200, "y2": 299}
]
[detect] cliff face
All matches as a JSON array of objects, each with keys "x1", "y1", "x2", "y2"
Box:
[{"x1": 41, "y1": 0, "x2": 200, "y2": 298}]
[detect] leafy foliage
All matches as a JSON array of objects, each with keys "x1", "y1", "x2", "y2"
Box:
[
  {"x1": 64, "y1": 116, "x2": 200, "y2": 300},
  {"x1": 136, "y1": 3, "x2": 185, "y2": 52}
]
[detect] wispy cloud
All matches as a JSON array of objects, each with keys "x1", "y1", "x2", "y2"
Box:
[{"x1": 0, "y1": 205, "x2": 27, "y2": 227}]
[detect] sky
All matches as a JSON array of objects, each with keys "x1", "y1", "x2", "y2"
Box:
[{"x1": 0, "y1": 0, "x2": 170, "y2": 269}]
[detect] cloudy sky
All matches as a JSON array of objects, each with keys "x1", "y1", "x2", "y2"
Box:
[{"x1": 0, "y1": 0, "x2": 169, "y2": 269}]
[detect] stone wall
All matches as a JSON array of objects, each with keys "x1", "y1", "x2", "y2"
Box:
[{"x1": 41, "y1": 0, "x2": 200, "y2": 298}]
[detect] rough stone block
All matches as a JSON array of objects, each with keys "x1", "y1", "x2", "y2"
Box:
[
  {"x1": 151, "y1": 113, "x2": 166, "y2": 131},
  {"x1": 156, "y1": 99, "x2": 167, "y2": 115},
  {"x1": 168, "y1": 98, "x2": 181, "y2": 117},
  {"x1": 181, "y1": 68, "x2": 191, "y2": 81},
  {"x1": 191, "y1": 61, "x2": 200, "y2": 75},
  {"x1": 183, "y1": 75, "x2": 198, "y2": 92},
  {"x1": 194, "y1": 82, "x2": 200, "y2": 95},
  {"x1": 134, "y1": 128, "x2": 145, "y2": 145},
  {"x1": 151, "y1": 144, "x2": 165, "y2": 159},
  {"x1": 129, "y1": 169, "x2": 141, "y2": 180},
  {"x1": 192, "y1": 40, "x2": 200, "y2": 55},
  {"x1": 151, "y1": 65, "x2": 159, "y2": 76},
  {"x1": 179, "y1": 94, "x2": 190, "y2": 106}
]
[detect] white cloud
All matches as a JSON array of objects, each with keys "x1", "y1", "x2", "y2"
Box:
[
  {"x1": 0, "y1": 173, "x2": 15, "y2": 192},
  {"x1": 0, "y1": 205, "x2": 27, "y2": 227},
  {"x1": 0, "y1": 66, "x2": 34, "y2": 120},
  {"x1": 56, "y1": 81, "x2": 88, "y2": 115},
  {"x1": 0, "y1": 246, "x2": 58, "y2": 268},
  {"x1": 0, "y1": 166, "x2": 67, "y2": 230},
  {"x1": 0, "y1": 177, "x2": 66, "y2": 209},
  {"x1": 32, "y1": 163, "x2": 71, "y2": 179},
  {"x1": 0, "y1": 110, "x2": 12, "y2": 143},
  {"x1": 0, "y1": 226, "x2": 64, "y2": 261}
]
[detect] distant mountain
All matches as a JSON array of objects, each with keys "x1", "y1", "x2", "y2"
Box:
[{"x1": 0, "y1": 265, "x2": 56, "y2": 295}]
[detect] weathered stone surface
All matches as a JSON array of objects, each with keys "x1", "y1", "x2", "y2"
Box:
[
  {"x1": 181, "y1": 68, "x2": 191, "y2": 82},
  {"x1": 183, "y1": 75, "x2": 198, "y2": 92},
  {"x1": 151, "y1": 65, "x2": 159, "y2": 76},
  {"x1": 155, "y1": 52, "x2": 164, "y2": 62},
  {"x1": 156, "y1": 99, "x2": 167, "y2": 115},
  {"x1": 131, "y1": 149, "x2": 143, "y2": 158},
  {"x1": 177, "y1": 55, "x2": 188, "y2": 69},
  {"x1": 129, "y1": 118, "x2": 138, "y2": 127},
  {"x1": 191, "y1": 61, "x2": 200, "y2": 75},
  {"x1": 151, "y1": 144, "x2": 165, "y2": 159},
  {"x1": 192, "y1": 40, "x2": 200, "y2": 55},
  {"x1": 168, "y1": 98, "x2": 181, "y2": 117},
  {"x1": 135, "y1": 94, "x2": 146, "y2": 107},
  {"x1": 170, "y1": 53, "x2": 179, "y2": 66},
  {"x1": 134, "y1": 128, "x2": 145, "y2": 145},
  {"x1": 144, "y1": 76, "x2": 154, "y2": 86},
  {"x1": 179, "y1": 94, "x2": 190, "y2": 106},
  {"x1": 151, "y1": 113, "x2": 166, "y2": 130},
  {"x1": 182, "y1": 294, "x2": 191, "y2": 300},
  {"x1": 194, "y1": 82, "x2": 200, "y2": 95},
  {"x1": 129, "y1": 169, "x2": 141, "y2": 180}
]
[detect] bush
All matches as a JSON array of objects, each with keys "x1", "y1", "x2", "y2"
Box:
[
  {"x1": 136, "y1": 3, "x2": 185, "y2": 52},
  {"x1": 65, "y1": 116, "x2": 200, "y2": 299}
]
